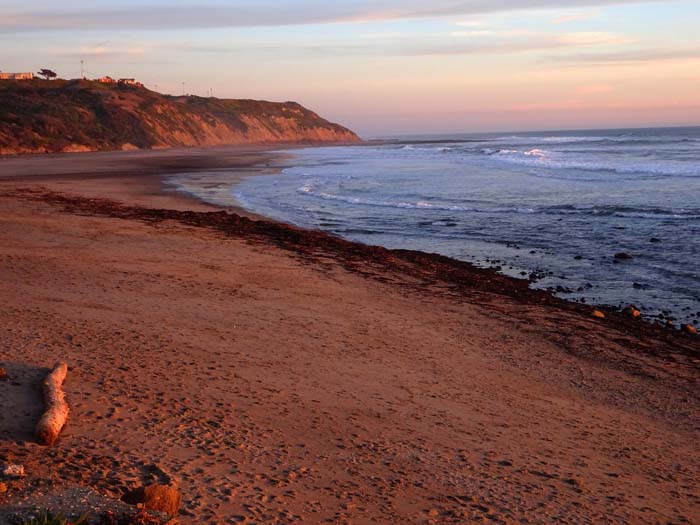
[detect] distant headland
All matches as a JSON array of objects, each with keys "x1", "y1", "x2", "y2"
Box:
[{"x1": 0, "y1": 75, "x2": 360, "y2": 155}]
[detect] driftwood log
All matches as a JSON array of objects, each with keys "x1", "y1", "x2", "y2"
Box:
[{"x1": 35, "y1": 362, "x2": 69, "y2": 446}]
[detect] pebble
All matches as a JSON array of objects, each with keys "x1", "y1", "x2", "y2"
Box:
[
  {"x1": 681, "y1": 324, "x2": 697, "y2": 335},
  {"x1": 592, "y1": 310, "x2": 606, "y2": 319},
  {"x1": 2, "y1": 464, "x2": 25, "y2": 478},
  {"x1": 123, "y1": 483, "x2": 182, "y2": 515}
]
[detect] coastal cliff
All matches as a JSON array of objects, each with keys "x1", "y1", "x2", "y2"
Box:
[{"x1": 0, "y1": 79, "x2": 360, "y2": 155}]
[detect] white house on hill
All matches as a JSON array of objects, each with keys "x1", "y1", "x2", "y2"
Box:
[{"x1": 0, "y1": 72, "x2": 34, "y2": 80}]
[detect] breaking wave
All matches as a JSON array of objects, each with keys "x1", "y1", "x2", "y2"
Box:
[
  {"x1": 481, "y1": 147, "x2": 699, "y2": 177},
  {"x1": 299, "y1": 182, "x2": 700, "y2": 219}
]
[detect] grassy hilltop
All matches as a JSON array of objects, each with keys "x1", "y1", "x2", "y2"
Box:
[{"x1": 0, "y1": 79, "x2": 360, "y2": 155}]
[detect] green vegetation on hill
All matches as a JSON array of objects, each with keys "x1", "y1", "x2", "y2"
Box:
[{"x1": 0, "y1": 79, "x2": 359, "y2": 154}]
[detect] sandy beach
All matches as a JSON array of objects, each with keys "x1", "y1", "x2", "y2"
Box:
[{"x1": 1, "y1": 147, "x2": 699, "y2": 524}]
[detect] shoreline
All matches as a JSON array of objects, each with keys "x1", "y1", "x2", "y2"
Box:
[
  {"x1": 164, "y1": 145, "x2": 699, "y2": 332},
  {"x1": 0, "y1": 144, "x2": 302, "y2": 218},
  {"x1": 2, "y1": 145, "x2": 696, "y2": 343},
  {"x1": 11, "y1": 186, "x2": 699, "y2": 354},
  {"x1": 1, "y1": 147, "x2": 699, "y2": 524}
]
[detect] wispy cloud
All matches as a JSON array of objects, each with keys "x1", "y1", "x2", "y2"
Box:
[
  {"x1": 549, "y1": 47, "x2": 700, "y2": 65},
  {"x1": 174, "y1": 30, "x2": 632, "y2": 59},
  {"x1": 554, "y1": 32, "x2": 631, "y2": 46},
  {"x1": 406, "y1": 32, "x2": 630, "y2": 56},
  {"x1": 449, "y1": 30, "x2": 497, "y2": 37},
  {"x1": 552, "y1": 10, "x2": 600, "y2": 23},
  {"x1": 0, "y1": 0, "x2": 670, "y2": 32},
  {"x1": 53, "y1": 46, "x2": 146, "y2": 58},
  {"x1": 454, "y1": 20, "x2": 489, "y2": 28},
  {"x1": 574, "y1": 84, "x2": 614, "y2": 95},
  {"x1": 430, "y1": 30, "x2": 630, "y2": 56}
]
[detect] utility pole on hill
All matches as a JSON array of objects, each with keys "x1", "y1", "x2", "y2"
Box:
[{"x1": 80, "y1": 60, "x2": 84, "y2": 79}]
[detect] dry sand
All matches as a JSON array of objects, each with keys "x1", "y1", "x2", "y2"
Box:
[{"x1": 0, "y1": 147, "x2": 699, "y2": 524}]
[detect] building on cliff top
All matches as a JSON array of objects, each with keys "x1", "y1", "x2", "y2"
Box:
[
  {"x1": 0, "y1": 72, "x2": 34, "y2": 80},
  {"x1": 118, "y1": 78, "x2": 143, "y2": 87},
  {"x1": 97, "y1": 76, "x2": 116, "y2": 84}
]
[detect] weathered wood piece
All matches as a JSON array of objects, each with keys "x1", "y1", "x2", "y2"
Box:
[{"x1": 35, "y1": 362, "x2": 69, "y2": 446}]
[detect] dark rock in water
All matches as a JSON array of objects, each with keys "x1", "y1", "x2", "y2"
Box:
[
  {"x1": 649, "y1": 238, "x2": 662, "y2": 243},
  {"x1": 528, "y1": 271, "x2": 545, "y2": 282},
  {"x1": 632, "y1": 282, "x2": 647, "y2": 290},
  {"x1": 614, "y1": 252, "x2": 633, "y2": 260},
  {"x1": 623, "y1": 305, "x2": 641, "y2": 318},
  {"x1": 574, "y1": 255, "x2": 583, "y2": 260}
]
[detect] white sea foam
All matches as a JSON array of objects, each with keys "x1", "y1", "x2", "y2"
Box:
[
  {"x1": 485, "y1": 147, "x2": 699, "y2": 177},
  {"x1": 229, "y1": 128, "x2": 700, "y2": 326},
  {"x1": 299, "y1": 182, "x2": 700, "y2": 219}
]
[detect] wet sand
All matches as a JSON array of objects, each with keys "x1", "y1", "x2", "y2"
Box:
[
  {"x1": 0, "y1": 145, "x2": 296, "y2": 215},
  {"x1": 0, "y1": 147, "x2": 699, "y2": 524}
]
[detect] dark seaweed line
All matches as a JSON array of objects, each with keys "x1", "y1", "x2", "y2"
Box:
[{"x1": 8, "y1": 189, "x2": 699, "y2": 359}]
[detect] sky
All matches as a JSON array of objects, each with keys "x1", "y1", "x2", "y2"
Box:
[{"x1": 1, "y1": 0, "x2": 699, "y2": 136}]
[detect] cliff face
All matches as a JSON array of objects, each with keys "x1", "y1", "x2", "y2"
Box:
[{"x1": 0, "y1": 79, "x2": 360, "y2": 155}]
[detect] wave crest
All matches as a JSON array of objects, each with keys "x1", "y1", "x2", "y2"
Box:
[{"x1": 299, "y1": 183, "x2": 700, "y2": 219}]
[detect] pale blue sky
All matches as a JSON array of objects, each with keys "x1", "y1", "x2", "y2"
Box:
[{"x1": 1, "y1": 0, "x2": 698, "y2": 135}]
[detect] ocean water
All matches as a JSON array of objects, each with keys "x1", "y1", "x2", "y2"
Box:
[{"x1": 177, "y1": 127, "x2": 700, "y2": 326}]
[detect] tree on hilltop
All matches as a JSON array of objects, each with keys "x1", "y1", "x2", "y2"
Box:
[{"x1": 37, "y1": 69, "x2": 57, "y2": 80}]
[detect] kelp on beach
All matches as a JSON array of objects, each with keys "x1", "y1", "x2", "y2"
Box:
[{"x1": 9, "y1": 188, "x2": 699, "y2": 364}]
